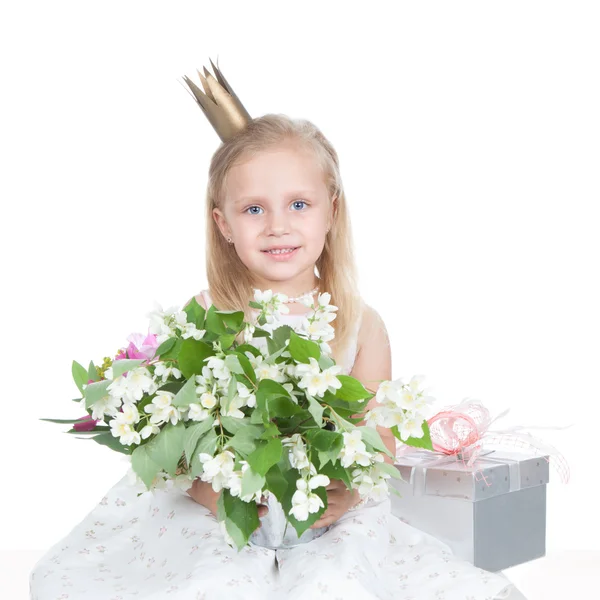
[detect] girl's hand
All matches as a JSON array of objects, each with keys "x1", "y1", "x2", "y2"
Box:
[
  {"x1": 187, "y1": 479, "x2": 268, "y2": 528},
  {"x1": 309, "y1": 478, "x2": 360, "y2": 529}
]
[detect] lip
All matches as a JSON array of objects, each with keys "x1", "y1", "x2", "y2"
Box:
[
  {"x1": 262, "y1": 245, "x2": 299, "y2": 251},
  {"x1": 261, "y1": 246, "x2": 300, "y2": 261}
]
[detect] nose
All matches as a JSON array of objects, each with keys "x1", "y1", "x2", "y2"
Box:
[{"x1": 265, "y1": 207, "x2": 291, "y2": 236}]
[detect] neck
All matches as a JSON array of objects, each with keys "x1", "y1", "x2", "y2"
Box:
[{"x1": 250, "y1": 276, "x2": 321, "y2": 302}]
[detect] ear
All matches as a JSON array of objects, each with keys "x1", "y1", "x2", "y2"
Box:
[
  {"x1": 329, "y1": 195, "x2": 338, "y2": 227},
  {"x1": 212, "y1": 207, "x2": 231, "y2": 239}
]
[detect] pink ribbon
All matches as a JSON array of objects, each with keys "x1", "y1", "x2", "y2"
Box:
[{"x1": 397, "y1": 399, "x2": 571, "y2": 485}]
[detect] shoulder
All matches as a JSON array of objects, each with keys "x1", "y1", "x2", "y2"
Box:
[
  {"x1": 357, "y1": 303, "x2": 390, "y2": 354},
  {"x1": 184, "y1": 289, "x2": 210, "y2": 310},
  {"x1": 351, "y1": 303, "x2": 392, "y2": 393}
]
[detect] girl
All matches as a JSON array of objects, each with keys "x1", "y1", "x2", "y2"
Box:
[{"x1": 30, "y1": 114, "x2": 528, "y2": 599}]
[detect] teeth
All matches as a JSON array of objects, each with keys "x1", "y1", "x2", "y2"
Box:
[{"x1": 267, "y1": 248, "x2": 295, "y2": 254}]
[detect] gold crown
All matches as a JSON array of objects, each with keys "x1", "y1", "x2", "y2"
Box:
[{"x1": 181, "y1": 58, "x2": 253, "y2": 142}]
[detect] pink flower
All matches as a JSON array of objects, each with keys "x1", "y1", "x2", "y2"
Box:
[
  {"x1": 74, "y1": 414, "x2": 99, "y2": 432},
  {"x1": 115, "y1": 329, "x2": 159, "y2": 362}
]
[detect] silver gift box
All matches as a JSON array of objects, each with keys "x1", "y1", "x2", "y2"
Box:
[
  {"x1": 389, "y1": 448, "x2": 550, "y2": 572},
  {"x1": 249, "y1": 492, "x2": 331, "y2": 549}
]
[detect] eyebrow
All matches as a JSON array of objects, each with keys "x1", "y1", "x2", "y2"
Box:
[{"x1": 234, "y1": 191, "x2": 316, "y2": 205}]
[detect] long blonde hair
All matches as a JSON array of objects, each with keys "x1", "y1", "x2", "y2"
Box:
[{"x1": 204, "y1": 113, "x2": 364, "y2": 366}]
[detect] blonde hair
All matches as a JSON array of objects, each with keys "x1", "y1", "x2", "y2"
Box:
[{"x1": 204, "y1": 113, "x2": 364, "y2": 366}]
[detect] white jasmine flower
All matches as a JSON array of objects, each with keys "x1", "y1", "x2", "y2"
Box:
[
  {"x1": 236, "y1": 382, "x2": 256, "y2": 408},
  {"x1": 282, "y1": 434, "x2": 310, "y2": 470},
  {"x1": 200, "y1": 391, "x2": 218, "y2": 409},
  {"x1": 397, "y1": 415, "x2": 425, "y2": 441},
  {"x1": 243, "y1": 322, "x2": 256, "y2": 343},
  {"x1": 109, "y1": 421, "x2": 141, "y2": 446},
  {"x1": 90, "y1": 393, "x2": 122, "y2": 421},
  {"x1": 205, "y1": 357, "x2": 231, "y2": 381},
  {"x1": 199, "y1": 450, "x2": 235, "y2": 493},
  {"x1": 147, "y1": 302, "x2": 179, "y2": 344},
  {"x1": 143, "y1": 391, "x2": 181, "y2": 425},
  {"x1": 114, "y1": 404, "x2": 140, "y2": 425},
  {"x1": 110, "y1": 367, "x2": 156, "y2": 403},
  {"x1": 187, "y1": 403, "x2": 211, "y2": 422},
  {"x1": 221, "y1": 395, "x2": 245, "y2": 419},
  {"x1": 320, "y1": 365, "x2": 343, "y2": 393},
  {"x1": 339, "y1": 430, "x2": 369, "y2": 468},
  {"x1": 254, "y1": 289, "x2": 274, "y2": 304},
  {"x1": 140, "y1": 424, "x2": 160, "y2": 439},
  {"x1": 293, "y1": 357, "x2": 321, "y2": 378},
  {"x1": 308, "y1": 474, "x2": 330, "y2": 490},
  {"x1": 289, "y1": 480, "x2": 325, "y2": 522},
  {"x1": 153, "y1": 362, "x2": 182, "y2": 383}
]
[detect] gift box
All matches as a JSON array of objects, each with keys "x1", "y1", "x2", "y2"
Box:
[{"x1": 389, "y1": 448, "x2": 550, "y2": 572}]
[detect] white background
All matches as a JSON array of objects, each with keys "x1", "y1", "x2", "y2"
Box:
[{"x1": 1, "y1": 1, "x2": 598, "y2": 598}]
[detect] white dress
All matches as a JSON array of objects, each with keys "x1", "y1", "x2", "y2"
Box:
[{"x1": 30, "y1": 293, "x2": 527, "y2": 600}]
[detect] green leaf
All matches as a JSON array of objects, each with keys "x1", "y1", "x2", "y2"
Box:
[
  {"x1": 158, "y1": 337, "x2": 183, "y2": 361},
  {"x1": 171, "y1": 377, "x2": 198, "y2": 409},
  {"x1": 155, "y1": 337, "x2": 177, "y2": 358},
  {"x1": 375, "y1": 462, "x2": 403, "y2": 480},
  {"x1": 178, "y1": 339, "x2": 214, "y2": 379},
  {"x1": 40, "y1": 417, "x2": 91, "y2": 425},
  {"x1": 131, "y1": 444, "x2": 162, "y2": 488},
  {"x1": 87, "y1": 360, "x2": 100, "y2": 382},
  {"x1": 266, "y1": 395, "x2": 304, "y2": 419},
  {"x1": 215, "y1": 309, "x2": 245, "y2": 332},
  {"x1": 88, "y1": 432, "x2": 132, "y2": 455},
  {"x1": 218, "y1": 489, "x2": 259, "y2": 550},
  {"x1": 195, "y1": 427, "x2": 218, "y2": 457},
  {"x1": 334, "y1": 375, "x2": 373, "y2": 402},
  {"x1": 306, "y1": 394, "x2": 324, "y2": 427},
  {"x1": 112, "y1": 359, "x2": 146, "y2": 379},
  {"x1": 182, "y1": 296, "x2": 206, "y2": 329},
  {"x1": 72, "y1": 361, "x2": 89, "y2": 395},
  {"x1": 247, "y1": 438, "x2": 283, "y2": 476},
  {"x1": 287, "y1": 330, "x2": 321, "y2": 364},
  {"x1": 272, "y1": 324, "x2": 293, "y2": 349},
  {"x1": 224, "y1": 354, "x2": 245, "y2": 375},
  {"x1": 205, "y1": 305, "x2": 228, "y2": 335},
  {"x1": 393, "y1": 420, "x2": 434, "y2": 451},
  {"x1": 305, "y1": 429, "x2": 343, "y2": 457},
  {"x1": 226, "y1": 425, "x2": 262, "y2": 457},
  {"x1": 218, "y1": 333, "x2": 237, "y2": 350},
  {"x1": 84, "y1": 379, "x2": 111, "y2": 410},
  {"x1": 240, "y1": 467, "x2": 265, "y2": 498},
  {"x1": 357, "y1": 426, "x2": 394, "y2": 458},
  {"x1": 145, "y1": 422, "x2": 186, "y2": 476},
  {"x1": 250, "y1": 326, "x2": 270, "y2": 338},
  {"x1": 265, "y1": 463, "x2": 288, "y2": 502},
  {"x1": 235, "y1": 343, "x2": 261, "y2": 358},
  {"x1": 183, "y1": 417, "x2": 215, "y2": 463},
  {"x1": 233, "y1": 351, "x2": 257, "y2": 386},
  {"x1": 318, "y1": 354, "x2": 336, "y2": 372},
  {"x1": 317, "y1": 459, "x2": 353, "y2": 490},
  {"x1": 220, "y1": 415, "x2": 248, "y2": 435},
  {"x1": 248, "y1": 300, "x2": 262, "y2": 309}
]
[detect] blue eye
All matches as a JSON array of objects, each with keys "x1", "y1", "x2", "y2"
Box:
[{"x1": 245, "y1": 200, "x2": 308, "y2": 215}]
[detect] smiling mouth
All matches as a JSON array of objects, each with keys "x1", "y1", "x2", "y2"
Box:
[{"x1": 261, "y1": 247, "x2": 299, "y2": 255}]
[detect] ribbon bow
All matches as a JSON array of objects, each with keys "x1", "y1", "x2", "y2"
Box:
[{"x1": 397, "y1": 398, "x2": 571, "y2": 485}]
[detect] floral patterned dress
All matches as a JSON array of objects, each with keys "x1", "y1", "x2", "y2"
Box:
[{"x1": 30, "y1": 295, "x2": 527, "y2": 600}]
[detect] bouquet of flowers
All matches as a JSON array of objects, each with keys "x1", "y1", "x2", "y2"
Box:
[{"x1": 43, "y1": 290, "x2": 435, "y2": 550}]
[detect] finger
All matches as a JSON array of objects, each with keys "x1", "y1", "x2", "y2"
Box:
[
  {"x1": 310, "y1": 513, "x2": 333, "y2": 529},
  {"x1": 258, "y1": 505, "x2": 269, "y2": 518}
]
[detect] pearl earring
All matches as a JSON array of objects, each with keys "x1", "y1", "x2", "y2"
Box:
[{"x1": 227, "y1": 237, "x2": 233, "y2": 244}]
